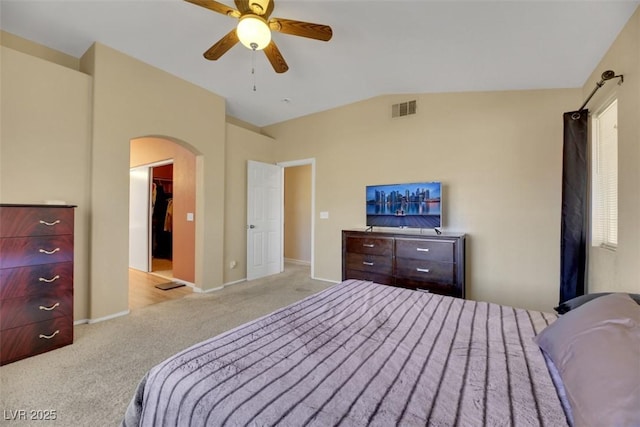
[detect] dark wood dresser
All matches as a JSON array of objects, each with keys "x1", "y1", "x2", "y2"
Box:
[
  {"x1": 0, "y1": 204, "x2": 75, "y2": 365},
  {"x1": 342, "y1": 229, "x2": 466, "y2": 298}
]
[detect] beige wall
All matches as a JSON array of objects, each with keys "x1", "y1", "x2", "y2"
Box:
[
  {"x1": 224, "y1": 124, "x2": 276, "y2": 284},
  {"x1": 586, "y1": 8, "x2": 640, "y2": 295},
  {"x1": 130, "y1": 137, "x2": 197, "y2": 283},
  {"x1": 79, "y1": 43, "x2": 226, "y2": 319},
  {"x1": 0, "y1": 30, "x2": 79, "y2": 70},
  {"x1": 0, "y1": 46, "x2": 93, "y2": 320},
  {"x1": 266, "y1": 89, "x2": 582, "y2": 312},
  {"x1": 284, "y1": 165, "x2": 312, "y2": 263}
]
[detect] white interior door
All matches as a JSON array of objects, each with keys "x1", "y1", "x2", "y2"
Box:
[
  {"x1": 129, "y1": 167, "x2": 151, "y2": 271},
  {"x1": 247, "y1": 160, "x2": 283, "y2": 280}
]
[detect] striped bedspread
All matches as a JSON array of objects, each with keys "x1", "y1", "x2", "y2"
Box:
[{"x1": 122, "y1": 280, "x2": 569, "y2": 426}]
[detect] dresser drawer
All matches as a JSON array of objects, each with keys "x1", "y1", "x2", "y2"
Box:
[
  {"x1": 0, "y1": 207, "x2": 74, "y2": 238},
  {"x1": 345, "y1": 236, "x2": 393, "y2": 256},
  {"x1": 345, "y1": 252, "x2": 392, "y2": 275},
  {"x1": 395, "y1": 259, "x2": 455, "y2": 284},
  {"x1": 0, "y1": 262, "x2": 73, "y2": 300},
  {"x1": 395, "y1": 238, "x2": 455, "y2": 263},
  {"x1": 0, "y1": 235, "x2": 74, "y2": 269},
  {"x1": 0, "y1": 317, "x2": 73, "y2": 365},
  {"x1": 1, "y1": 289, "x2": 73, "y2": 330}
]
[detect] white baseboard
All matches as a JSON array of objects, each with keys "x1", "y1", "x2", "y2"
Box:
[
  {"x1": 87, "y1": 310, "x2": 130, "y2": 324},
  {"x1": 174, "y1": 278, "x2": 196, "y2": 289},
  {"x1": 284, "y1": 258, "x2": 311, "y2": 266},
  {"x1": 193, "y1": 278, "x2": 247, "y2": 293},
  {"x1": 195, "y1": 285, "x2": 222, "y2": 293},
  {"x1": 222, "y1": 278, "x2": 247, "y2": 288}
]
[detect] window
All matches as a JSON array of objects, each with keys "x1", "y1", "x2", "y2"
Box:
[{"x1": 591, "y1": 99, "x2": 618, "y2": 249}]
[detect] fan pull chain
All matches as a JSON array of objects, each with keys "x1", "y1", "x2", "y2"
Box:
[{"x1": 251, "y1": 43, "x2": 258, "y2": 92}]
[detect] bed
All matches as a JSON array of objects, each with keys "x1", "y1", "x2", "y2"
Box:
[{"x1": 121, "y1": 279, "x2": 640, "y2": 427}]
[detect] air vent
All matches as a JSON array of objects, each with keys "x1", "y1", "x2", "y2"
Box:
[{"x1": 391, "y1": 100, "x2": 417, "y2": 118}]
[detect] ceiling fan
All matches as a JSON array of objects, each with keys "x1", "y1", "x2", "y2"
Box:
[{"x1": 185, "y1": 0, "x2": 333, "y2": 73}]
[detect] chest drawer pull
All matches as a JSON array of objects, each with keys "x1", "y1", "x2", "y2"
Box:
[
  {"x1": 363, "y1": 244, "x2": 375, "y2": 248},
  {"x1": 416, "y1": 248, "x2": 430, "y2": 252},
  {"x1": 416, "y1": 268, "x2": 430, "y2": 273},
  {"x1": 38, "y1": 248, "x2": 60, "y2": 255},
  {"x1": 39, "y1": 302, "x2": 60, "y2": 311},
  {"x1": 39, "y1": 219, "x2": 61, "y2": 227},
  {"x1": 362, "y1": 261, "x2": 374, "y2": 266},
  {"x1": 39, "y1": 330, "x2": 60, "y2": 340},
  {"x1": 39, "y1": 275, "x2": 61, "y2": 283}
]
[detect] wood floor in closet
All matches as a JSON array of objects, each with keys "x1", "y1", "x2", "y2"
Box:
[{"x1": 128, "y1": 259, "x2": 191, "y2": 310}]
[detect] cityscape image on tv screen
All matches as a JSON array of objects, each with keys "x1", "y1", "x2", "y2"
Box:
[{"x1": 366, "y1": 181, "x2": 441, "y2": 228}]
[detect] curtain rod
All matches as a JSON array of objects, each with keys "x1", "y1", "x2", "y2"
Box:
[{"x1": 572, "y1": 70, "x2": 624, "y2": 119}]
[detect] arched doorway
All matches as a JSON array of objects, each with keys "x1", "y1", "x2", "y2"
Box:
[{"x1": 128, "y1": 136, "x2": 198, "y2": 309}]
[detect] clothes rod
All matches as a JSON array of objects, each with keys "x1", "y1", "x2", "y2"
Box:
[{"x1": 572, "y1": 70, "x2": 623, "y2": 119}]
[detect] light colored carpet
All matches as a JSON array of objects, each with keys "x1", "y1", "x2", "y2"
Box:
[{"x1": 0, "y1": 264, "x2": 334, "y2": 426}]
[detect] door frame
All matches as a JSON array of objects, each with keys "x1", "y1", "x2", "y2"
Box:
[
  {"x1": 129, "y1": 166, "x2": 152, "y2": 272},
  {"x1": 128, "y1": 159, "x2": 173, "y2": 272},
  {"x1": 277, "y1": 158, "x2": 316, "y2": 278}
]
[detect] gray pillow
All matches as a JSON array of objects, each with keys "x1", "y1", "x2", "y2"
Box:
[
  {"x1": 535, "y1": 293, "x2": 640, "y2": 427},
  {"x1": 554, "y1": 292, "x2": 640, "y2": 314}
]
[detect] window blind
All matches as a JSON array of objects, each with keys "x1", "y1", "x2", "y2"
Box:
[{"x1": 591, "y1": 99, "x2": 618, "y2": 248}]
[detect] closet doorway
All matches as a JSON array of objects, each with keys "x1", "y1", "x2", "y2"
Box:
[
  {"x1": 151, "y1": 163, "x2": 174, "y2": 278},
  {"x1": 129, "y1": 136, "x2": 197, "y2": 310},
  {"x1": 128, "y1": 160, "x2": 174, "y2": 279}
]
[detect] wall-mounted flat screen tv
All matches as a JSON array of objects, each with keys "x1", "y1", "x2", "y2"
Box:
[{"x1": 366, "y1": 181, "x2": 441, "y2": 229}]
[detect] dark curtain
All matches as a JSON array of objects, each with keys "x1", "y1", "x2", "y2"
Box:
[{"x1": 559, "y1": 111, "x2": 589, "y2": 304}]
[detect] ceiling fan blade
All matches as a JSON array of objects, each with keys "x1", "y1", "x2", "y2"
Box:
[
  {"x1": 203, "y1": 29, "x2": 239, "y2": 60},
  {"x1": 269, "y1": 18, "x2": 332, "y2": 41},
  {"x1": 185, "y1": 0, "x2": 241, "y2": 18},
  {"x1": 263, "y1": 41, "x2": 289, "y2": 73}
]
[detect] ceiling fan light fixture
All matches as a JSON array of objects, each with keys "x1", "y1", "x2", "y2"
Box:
[{"x1": 236, "y1": 15, "x2": 271, "y2": 51}]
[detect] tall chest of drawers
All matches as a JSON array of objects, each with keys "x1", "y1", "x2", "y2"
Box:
[
  {"x1": 0, "y1": 204, "x2": 75, "y2": 365},
  {"x1": 342, "y1": 229, "x2": 466, "y2": 298}
]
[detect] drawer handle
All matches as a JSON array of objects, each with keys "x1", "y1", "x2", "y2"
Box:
[
  {"x1": 363, "y1": 261, "x2": 374, "y2": 266},
  {"x1": 363, "y1": 244, "x2": 375, "y2": 248},
  {"x1": 416, "y1": 268, "x2": 430, "y2": 273},
  {"x1": 39, "y1": 302, "x2": 60, "y2": 311},
  {"x1": 39, "y1": 275, "x2": 60, "y2": 283},
  {"x1": 416, "y1": 248, "x2": 430, "y2": 252},
  {"x1": 39, "y1": 330, "x2": 60, "y2": 340},
  {"x1": 39, "y1": 248, "x2": 60, "y2": 255},
  {"x1": 39, "y1": 220, "x2": 61, "y2": 226}
]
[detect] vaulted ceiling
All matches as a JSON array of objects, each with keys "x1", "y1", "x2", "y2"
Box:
[{"x1": 1, "y1": 1, "x2": 638, "y2": 126}]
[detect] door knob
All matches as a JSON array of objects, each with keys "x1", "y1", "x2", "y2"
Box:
[{"x1": 248, "y1": 225, "x2": 256, "y2": 229}]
